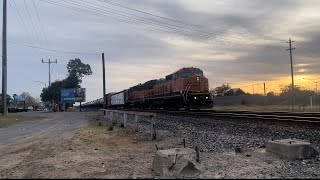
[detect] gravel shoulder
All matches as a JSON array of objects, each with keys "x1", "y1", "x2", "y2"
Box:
[{"x1": 0, "y1": 111, "x2": 319, "y2": 178}]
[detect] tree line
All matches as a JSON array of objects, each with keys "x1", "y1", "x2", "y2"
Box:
[{"x1": 211, "y1": 84, "x2": 317, "y2": 97}]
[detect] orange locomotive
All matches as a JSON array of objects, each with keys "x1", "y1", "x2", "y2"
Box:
[{"x1": 106, "y1": 67, "x2": 213, "y2": 110}]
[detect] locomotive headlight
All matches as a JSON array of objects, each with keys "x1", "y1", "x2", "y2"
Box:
[
  {"x1": 194, "y1": 97, "x2": 197, "y2": 99},
  {"x1": 206, "y1": 97, "x2": 208, "y2": 99},
  {"x1": 197, "y1": 77, "x2": 200, "y2": 81}
]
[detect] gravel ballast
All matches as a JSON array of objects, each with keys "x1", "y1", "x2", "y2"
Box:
[{"x1": 131, "y1": 113, "x2": 320, "y2": 178}]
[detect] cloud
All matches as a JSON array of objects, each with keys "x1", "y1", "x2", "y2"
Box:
[{"x1": 1, "y1": 0, "x2": 320, "y2": 101}]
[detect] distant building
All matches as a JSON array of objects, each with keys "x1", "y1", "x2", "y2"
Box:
[{"x1": 225, "y1": 88, "x2": 246, "y2": 96}]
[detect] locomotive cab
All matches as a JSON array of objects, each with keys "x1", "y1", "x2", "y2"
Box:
[{"x1": 178, "y1": 67, "x2": 213, "y2": 109}]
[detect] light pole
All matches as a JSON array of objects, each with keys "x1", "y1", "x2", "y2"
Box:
[
  {"x1": 251, "y1": 83, "x2": 261, "y2": 95},
  {"x1": 302, "y1": 78, "x2": 320, "y2": 109},
  {"x1": 33, "y1": 81, "x2": 47, "y2": 108}
]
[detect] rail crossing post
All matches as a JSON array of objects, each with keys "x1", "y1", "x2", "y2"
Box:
[
  {"x1": 134, "y1": 114, "x2": 139, "y2": 132},
  {"x1": 110, "y1": 112, "x2": 113, "y2": 122},
  {"x1": 123, "y1": 113, "x2": 127, "y2": 128},
  {"x1": 150, "y1": 115, "x2": 156, "y2": 140},
  {"x1": 102, "y1": 53, "x2": 106, "y2": 115}
]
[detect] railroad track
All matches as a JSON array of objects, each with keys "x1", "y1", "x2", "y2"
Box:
[{"x1": 107, "y1": 108, "x2": 320, "y2": 124}]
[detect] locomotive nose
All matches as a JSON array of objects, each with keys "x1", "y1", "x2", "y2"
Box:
[{"x1": 199, "y1": 96, "x2": 205, "y2": 104}]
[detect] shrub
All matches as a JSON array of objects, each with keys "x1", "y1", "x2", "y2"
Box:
[{"x1": 107, "y1": 125, "x2": 113, "y2": 131}]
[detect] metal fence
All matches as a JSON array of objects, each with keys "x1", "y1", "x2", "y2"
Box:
[{"x1": 213, "y1": 94, "x2": 320, "y2": 107}]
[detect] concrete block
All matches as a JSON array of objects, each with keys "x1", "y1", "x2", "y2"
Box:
[
  {"x1": 266, "y1": 139, "x2": 319, "y2": 160},
  {"x1": 152, "y1": 148, "x2": 203, "y2": 178}
]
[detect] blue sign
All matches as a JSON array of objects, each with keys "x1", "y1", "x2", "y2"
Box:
[
  {"x1": 61, "y1": 88, "x2": 86, "y2": 103},
  {"x1": 14, "y1": 95, "x2": 26, "y2": 102}
]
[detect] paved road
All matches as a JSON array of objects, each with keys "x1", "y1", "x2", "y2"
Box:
[{"x1": 0, "y1": 111, "x2": 88, "y2": 145}]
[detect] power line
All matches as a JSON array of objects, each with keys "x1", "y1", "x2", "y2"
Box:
[
  {"x1": 42, "y1": 0, "x2": 213, "y2": 40},
  {"x1": 23, "y1": 0, "x2": 47, "y2": 58},
  {"x1": 295, "y1": 49, "x2": 319, "y2": 61},
  {"x1": 41, "y1": 0, "x2": 270, "y2": 44},
  {"x1": 98, "y1": 0, "x2": 283, "y2": 43},
  {"x1": 39, "y1": 0, "x2": 282, "y2": 47},
  {"x1": 32, "y1": 0, "x2": 49, "y2": 45},
  {"x1": 77, "y1": 0, "x2": 282, "y2": 43},
  {"x1": 32, "y1": 0, "x2": 55, "y2": 59},
  {"x1": 12, "y1": 0, "x2": 42, "y2": 57},
  {"x1": 8, "y1": 40, "x2": 99, "y2": 56}
]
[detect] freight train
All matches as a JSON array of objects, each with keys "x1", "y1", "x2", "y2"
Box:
[{"x1": 83, "y1": 67, "x2": 213, "y2": 110}]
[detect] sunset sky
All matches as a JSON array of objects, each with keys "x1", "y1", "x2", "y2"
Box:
[{"x1": 1, "y1": 0, "x2": 319, "y2": 102}]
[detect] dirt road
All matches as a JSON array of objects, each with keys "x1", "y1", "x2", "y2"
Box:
[
  {"x1": 0, "y1": 111, "x2": 161, "y2": 178},
  {"x1": 0, "y1": 111, "x2": 87, "y2": 145}
]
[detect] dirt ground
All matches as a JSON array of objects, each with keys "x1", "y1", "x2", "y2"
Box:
[{"x1": 0, "y1": 112, "x2": 318, "y2": 179}]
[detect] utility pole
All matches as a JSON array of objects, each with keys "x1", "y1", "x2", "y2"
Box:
[
  {"x1": 2, "y1": 0, "x2": 7, "y2": 115},
  {"x1": 263, "y1": 82, "x2": 266, "y2": 96},
  {"x1": 42, "y1": 59, "x2": 57, "y2": 111},
  {"x1": 102, "y1": 53, "x2": 106, "y2": 115},
  {"x1": 252, "y1": 84, "x2": 254, "y2": 95},
  {"x1": 287, "y1": 38, "x2": 295, "y2": 111},
  {"x1": 42, "y1": 59, "x2": 57, "y2": 86}
]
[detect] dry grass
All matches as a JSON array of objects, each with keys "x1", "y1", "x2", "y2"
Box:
[
  {"x1": 0, "y1": 114, "x2": 45, "y2": 128},
  {"x1": 77, "y1": 112, "x2": 137, "y2": 149}
]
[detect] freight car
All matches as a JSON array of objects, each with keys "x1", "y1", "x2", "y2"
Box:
[{"x1": 105, "y1": 67, "x2": 213, "y2": 110}]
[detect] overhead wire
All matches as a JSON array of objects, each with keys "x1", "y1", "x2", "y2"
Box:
[
  {"x1": 41, "y1": 0, "x2": 274, "y2": 46},
  {"x1": 42, "y1": 0, "x2": 215, "y2": 40},
  {"x1": 73, "y1": 0, "x2": 281, "y2": 44},
  {"x1": 97, "y1": 0, "x2": 284, "y2": 43},
  {"x1": 12, "y1": 0, "x2": 42, "y2": 58},
  {"x1": 39, "y1": 0, "x2": 283, "y2": 48},
  {"x1": 23, "y1": 0, "x2": 48, "y2": 58},
  {"x1": 13, "y1": 0, "x2": 316, "y2": 62},
  {"x1": 32, "y1": 0, "x2": 57, "y2": 60},
  {"x1": 8, "y1": 40, "x2": 100, "y2": 56},
  {"x1": 32, "y1": 0, "x2": 50, "y2": 47}
]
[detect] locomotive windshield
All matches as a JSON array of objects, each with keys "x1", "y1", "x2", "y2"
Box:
[{"x1": 179, "y1": 68, "x2": 203, "y2": 78}]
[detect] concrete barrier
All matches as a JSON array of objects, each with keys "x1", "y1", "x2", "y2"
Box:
[
  {"x1": 101, "y1": 109, "x2": 157, "y2": 140},
  {"x1": 152, "y1": 148, "x2": 203, "y2": 178},
  {"x1": 266, "y1": 138, "x2": 319, "y2": 160}
]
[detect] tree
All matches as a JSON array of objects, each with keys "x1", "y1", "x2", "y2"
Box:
[
  {"x1": 40, "y1": 58, "x2": 92, "y2": 105},
  {"x1": 267, "y1": 91, "x2": 275, "y2": 96},
  {"x1": 64, "y1": 73, "x2": 81, "y2": 88},
  {"x1": 67, "y1": 58, "x2": 92, "y2": 84},
  {"x1": 20, "y1": 92, "x2": 38, "y2": 107},
  {"x1": 213, "y1": 84, "x2": 231, "y2": 96},
  {"x1": 0, "y1": 94, "x2": 13, "y2": 113},
  {"x1": 41, "y1": 80, "x2": 64, "y2": 103},
  {"x1": 280, "y1": 84, "x2": 303, "y2": 94}
]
